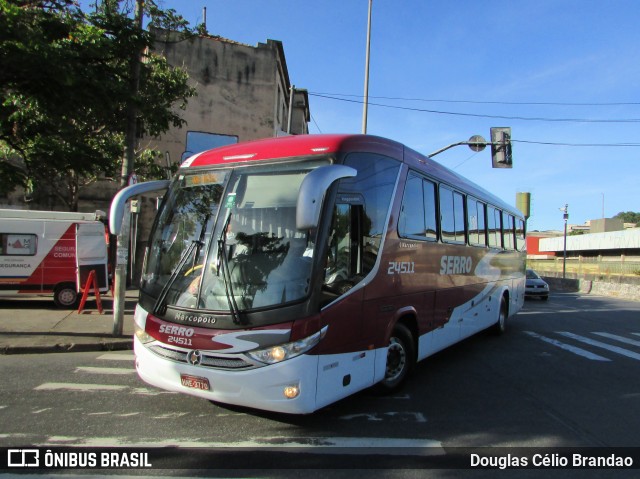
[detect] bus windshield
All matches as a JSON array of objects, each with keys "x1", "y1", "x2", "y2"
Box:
[{"x1": 141, "y1": 160, "x2": 329, "y2": 314}]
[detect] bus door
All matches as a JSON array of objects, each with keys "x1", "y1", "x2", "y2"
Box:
[{"x1": 317, "y1": 196, "x2": 376, "y2": 401}]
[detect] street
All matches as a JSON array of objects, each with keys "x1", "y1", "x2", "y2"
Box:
[{"x1": 1, "y1": 292, "x2": 640, "y2": 475}]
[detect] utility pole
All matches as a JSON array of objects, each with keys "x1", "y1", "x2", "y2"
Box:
[
  {"x1": 362, "y1": 0, "x2": 372, "y2": 134},
  {"x1": 561, "y1": 204, "x2": 569, "y2": 279},
  {"x1": 114, "y1": 0, "x2": 144, "y2": 336}
]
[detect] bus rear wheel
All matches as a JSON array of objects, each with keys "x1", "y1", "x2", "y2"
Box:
[
  {"x1": 377, "y1": 323, "x2": 415, "y2": 393},
  {"x1": 492, "y1": 295, "x2": 508, "y2": 335}
]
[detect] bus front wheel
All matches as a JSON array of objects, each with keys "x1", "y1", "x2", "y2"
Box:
[{"x1": 377, "y1": 323, "x2": 415, "y2": 393}]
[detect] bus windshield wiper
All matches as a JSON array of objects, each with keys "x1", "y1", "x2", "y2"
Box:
[
  {"x1": 217, "y1": 212, "x2": 243, "y2": 324},
  {"x1": 153, "y1": 239, "x2": 201, "y2": 315},
  {"x1": 154, "y1": 213, "x2": 212, "y2": 316}
]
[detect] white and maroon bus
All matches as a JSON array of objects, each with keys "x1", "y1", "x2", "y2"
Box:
[{"x1": 110, "y1": 134, "x2": 526, "y2": 414}]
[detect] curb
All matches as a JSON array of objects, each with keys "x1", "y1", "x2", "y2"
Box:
[{"x1": 1, "y1": 340, "x2": 133, "y2": 355}]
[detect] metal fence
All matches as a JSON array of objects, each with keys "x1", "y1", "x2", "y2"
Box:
[{"x1": 527, "y1": 258, "x2": 640, "y2": 278}]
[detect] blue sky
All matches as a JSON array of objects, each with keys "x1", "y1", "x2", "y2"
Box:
[{"x1": 152, "y1": 0, "x2": 639, "y2": 231}]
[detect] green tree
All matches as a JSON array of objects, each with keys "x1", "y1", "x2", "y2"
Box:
[
  {"x1": 614, "y1": 211, "x2": 640, "y2": 226},
  {"x1": 0, "y1": 0, "x2": 196, "y2": 210}
]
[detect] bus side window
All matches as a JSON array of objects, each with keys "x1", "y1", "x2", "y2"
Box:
[
  {"x1": 468, "y1": 198, "x2": 487, "y2": 247},
  {"x1": 487, "y1": 206, "x2": 502, "y2": 249},
  {"x1": 516, "y1": 218, "x2": 526, "y2": 251},
  {"x1": 399, "y1": 174, "x2": 425, "y2": 238},
  {"x1": 503, "y1": 213, "x2": 515, "y2": 250},
  {"x1": 399, "y1": 173, "x2": 438, "y2": 242},
  {"x1": 324, "y1": 203, "x2": 364, "y2": 296},
  {"x1": 440, "y1": 186, "x2": 466, "y2": 244}
]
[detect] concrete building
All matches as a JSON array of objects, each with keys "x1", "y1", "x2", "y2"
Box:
[
  {"x1": 539, "y1": 228, "x2": 640, "y2": 258},
  {"x1": 147, "y1": 30, "x2": 309, "y2": 169}
]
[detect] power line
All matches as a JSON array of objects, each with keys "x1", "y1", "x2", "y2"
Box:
[
  {"x1": 310, "y1": 91, "x2": 640, "y2": 107},
  {"x1": 513, "y1": 139, "x2": 640, "y2": 147},
  {"x1": 310, "y1": 113, "x2": 323, "y2": 134},
  {"x1": 309, "y1": 93, "x2": 640, "y2": 123}
]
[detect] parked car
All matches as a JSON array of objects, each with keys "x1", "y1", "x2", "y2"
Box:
[{"x1": 525, "y1": 269, "x2": 549, "y2": 300}]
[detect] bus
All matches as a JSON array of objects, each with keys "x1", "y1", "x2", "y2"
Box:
[{"x1": 110, "y1": 134, "x2": 526, "y2": 414}]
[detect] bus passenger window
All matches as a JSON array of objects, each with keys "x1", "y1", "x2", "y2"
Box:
[
  {"x1": 399, "y1": 175, "x2": 425, "y2": 238},
  {"x1": 516, "y1": 218, "x2": 526, "y2": 251},
  {"x1": 503, "y1": 213, "x2": 516, "y2": 250},
  {"x1": 440, "y1": 186, "x2": 465, "y2": 244},
  {"x1": 399, "y1": 174, "x2": 437, "y2": 242},
  {"x1": 468, "y1": 198, "x2": 487, "y2": 247},
  {"x1": 487, "y1": 207, "x2": 502, "y2": 248},
  {"x1": 423, "y1": 179, "x2": 438, "y2": 241},
  {"x1": 324, "y1": 203, "x2": 363, "y2": 295}
]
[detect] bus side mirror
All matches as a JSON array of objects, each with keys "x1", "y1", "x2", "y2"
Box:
[
  {"x1": 109, "y1": 180, "x2": 170, "y2": 235},
  {"x1": 296, "y1": 165, "x2": 357, "y2": 230}
]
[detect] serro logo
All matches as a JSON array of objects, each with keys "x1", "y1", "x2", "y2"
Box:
[
  {"x1": 439, "y1": 255, "x2": 473, "y2": 275},
  {"x1": 158, "y1": 324, "x2": 195, "y2": 337},
  {"x1": 7, "y1": 449, "x2": 39, "y2": 467}
]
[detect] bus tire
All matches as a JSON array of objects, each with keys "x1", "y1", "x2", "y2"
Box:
[
  {"x1": 377, "y1": 323, "x2": 415, "y2": 393},
  {"x1": 54, "y1": 283, "x2": 79, "y2": 308},
  {"x1": 493, "y1": 295, "x2": 508, "y2": 335}
]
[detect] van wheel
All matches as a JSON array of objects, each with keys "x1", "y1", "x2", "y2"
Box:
[
  {"x1": 493, "y1": 295, "x2": 508, "y2": 335},
  {"x1": 54, "y1": 283, "x2": 78, "y2": 308},
  {"x1": 376, "y1": 323, "x2": 415, "y2": 393}
]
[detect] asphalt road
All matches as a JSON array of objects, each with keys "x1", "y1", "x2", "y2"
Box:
[{"x1": 1, "y1": 292, "x2": 639, "y2": 477}]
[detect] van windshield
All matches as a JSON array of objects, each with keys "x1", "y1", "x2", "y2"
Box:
[{"x1": 141, "y1": 160, "x2": 328, "y2": 313}]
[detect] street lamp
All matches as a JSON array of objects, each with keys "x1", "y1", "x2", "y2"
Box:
[{"x1": 560, "y1": 204, "x2": 569, "y2": 279}]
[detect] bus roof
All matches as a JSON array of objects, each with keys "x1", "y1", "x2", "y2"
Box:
[{"x1": 182, "y1": 134, "x2": 520, "y2": 217}]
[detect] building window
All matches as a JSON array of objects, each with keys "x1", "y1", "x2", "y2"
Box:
[{"x1": 181, "y1": 131, "x2": 238, "y2": 162}]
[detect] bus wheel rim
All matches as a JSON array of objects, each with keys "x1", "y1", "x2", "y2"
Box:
[{"x1": 386, "y1": 337, "x2": 406, "y2": 381}]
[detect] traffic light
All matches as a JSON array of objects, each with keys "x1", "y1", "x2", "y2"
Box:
[{"x1": 491, "y1": 127, "x2": 512, "y2": 168}]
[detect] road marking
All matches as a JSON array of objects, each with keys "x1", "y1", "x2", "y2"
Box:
[
  {"x1": 557, "y1": 332, "x2": 640, "y2": 361},
  {"x1": 34, "y1": 383, "x2": 128, "y2": 392},
  {"x1": 75, "y1": 366, "x2": 135, "y2": 375},
  {"x1": 593, "y1": 332, "x2": 640, "y2": 348},
  {"x1": 524, "y1": 331, "x2": 611, "y2": 361},
  {"x1": 340, "y1": 412, "x2": 427, "y2": 423},
  {"x1": 97, "y1": 352, "x2": 134, "y2": 361}
]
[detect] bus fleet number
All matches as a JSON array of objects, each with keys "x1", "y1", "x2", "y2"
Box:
[{"x1": 387, "y1": 261, "x2": 415, "y2": 275}]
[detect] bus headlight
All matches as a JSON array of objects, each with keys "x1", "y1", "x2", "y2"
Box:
[
  {"x1": 247, "y1": 326, "x2": 328, "y2": 364},
  {"x1": 134, "y1": 324, "x2": 154, "y2": 344}
]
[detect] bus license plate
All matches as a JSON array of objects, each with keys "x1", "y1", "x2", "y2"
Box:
[{"x1": 180, "y1": 374, "x2": 210, "y2": 391}]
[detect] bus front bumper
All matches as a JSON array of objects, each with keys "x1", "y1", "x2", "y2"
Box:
[{"x1": 133, "y1": 336, "x2": 320, "y2": 414}]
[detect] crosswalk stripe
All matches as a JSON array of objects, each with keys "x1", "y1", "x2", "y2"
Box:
[
  {"x1": 97, "y1": 353, "x2": 134, "y2": 361},
  {"x1": 592, "y1": 332, "x2": 640, "y2": 348},
  {"x1": 75, "y1": 367, "x2": 135, "y2": 375},
  {"x1": 523, "y1": 331, "x2": 610, "y2": 361},
  {"x1": 557, "y1": 332, "x2": 640, "y2": 361},
  {"x1": 34, "y1": 383, "x2": 128, "y2": 392}
]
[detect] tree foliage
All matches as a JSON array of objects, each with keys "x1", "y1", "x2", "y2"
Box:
[
  {"x1": 0, "y1": 0, "x2": 196, "y2": 210},
  {"x1": 614, "y1": 211, "x2": 640, "y2": 226}
]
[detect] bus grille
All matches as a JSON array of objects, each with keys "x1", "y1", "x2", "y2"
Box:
[{"x1": 147, "y1": 344, "x2": 254, "y2": 370}]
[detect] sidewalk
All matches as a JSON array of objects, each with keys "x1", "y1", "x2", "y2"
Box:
[{"x1": 0, "y1": 290, "x2": 138, "y2": 354}]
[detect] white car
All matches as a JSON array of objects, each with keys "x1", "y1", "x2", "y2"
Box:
[{"x1": 525, "y1": 269, "x2": 549, "y2": 300}]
